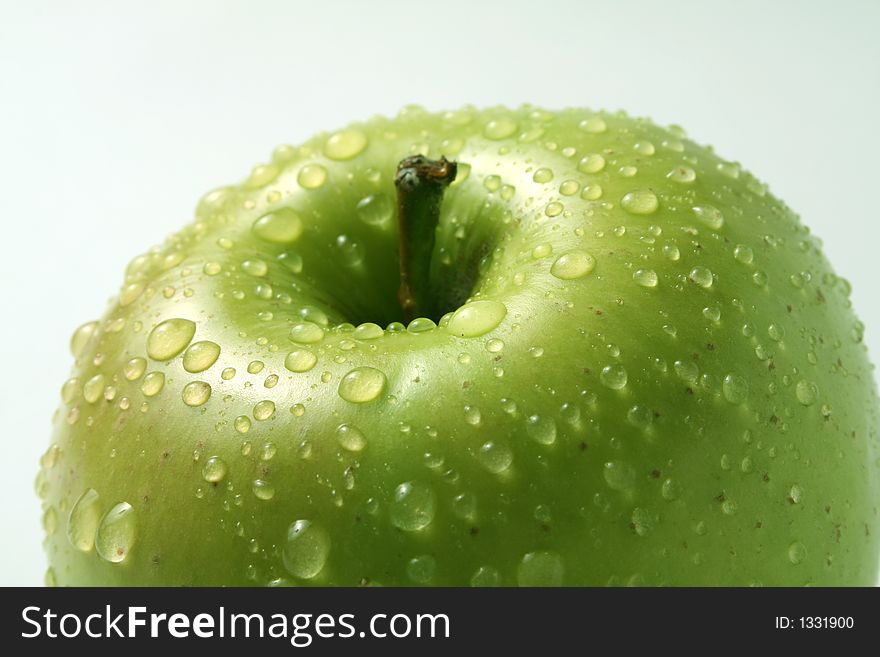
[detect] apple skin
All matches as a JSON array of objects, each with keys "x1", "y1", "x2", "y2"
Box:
[{"x1": 38, "y1": 105, "x2": 879, "y2": 586}]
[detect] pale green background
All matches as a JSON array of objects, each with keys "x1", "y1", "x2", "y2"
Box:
[{"x1": 1, "y1": 0, "x2": 878, "y2": 585}]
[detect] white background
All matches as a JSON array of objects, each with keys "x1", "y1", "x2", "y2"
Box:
[{"x1": 1, "y1": 0, "x2": 878, "y2": 586}]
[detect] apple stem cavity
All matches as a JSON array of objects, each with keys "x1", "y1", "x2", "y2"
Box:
[{"x1": 395, "y1": 155, "x2": 457, "y2": 322}]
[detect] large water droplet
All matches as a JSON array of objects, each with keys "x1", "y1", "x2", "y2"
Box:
[
  {"x1": 633, "y1": 269, "x2": 658, "y2": 287},
  {"x1": 252, "y1": 209, "x2": 304, "y2": 244},
  {"x1": 688, "y1": 266, "x2": 714, "y2": 288},
  {"x1": 517, "y1": 551, "x2": 564, "y2": 586},
  {"x1": 67, "y1": 488, "x2": 101, "y2": 552},
  {"x1": 550, "y1": 251, "x2": 596, "y2": 280},
  {"x1": 95, "y1": 502, "x2": 136, "y2": 563},
  {"x1": 183, "y1": 341, "x2": 221, "y2": 373},
  {"x1": 600, "y1": 364, "x2": 628, "y2": 389},
  {"x1": 621, "y1": 190, "x2": 659, "y2": 215},
  {"x1": 83, "y1": 373, "x2": 106, "y2": 404},
  {"x1": 141, "y1": 371, "x2": 165, "y2": 397},
  {"x1": 526, "y1": 415, "x2": 557, "y2": 445},
  {"x1": 693, "y1": 205, "x2": 724, "y2": 230},
  {"x1": 722, "y1": 374, "x2": 748, "y2": 404},
  {"x1": 253, "y1": 400, "x2": 276, "y2": 421},
  {"x1": 324, "y1": 128, "x2": 368, "y2": 160},
  {"x1": 202, "y1": 456, "x2": 228, "y2": 483},
  {"x1": 282, "y1": 520, "x2": 330, "y2": 579},
  {"x1": 297, "y1": 163, "x2": 328, "y2": 189},
  {"x1": 71, "y1": 321, "x2": 99, "y2": 358},
  {"x1": 182, "y1": 381, "x2": 212, "y2": 407},
  {"x1": 603, "y1": 461, "x2": 636, "y2": 490},
  {"x1": 123, "y1": 357, "x2": 147, "y2": 381},
  {"x1": 356, "y1": 194, "x2": 393, "y2": 226},
  {"x1": 407, "y1": 555, "x2": 437, "y2": 583},
  {"x1": 147, "y1": 319, "x2": 196, "y2": 361},
  {"x1": 336, "y1": 424, "x2": 367, "y2": 451},
  {"x1": 795, "y1": 380, "x2": 818, "y2": 406},
  {"x1": 283, "y1": 349, "x2": 316, "y2": 373},
  {"x1": 578, "y1": 116, "x2": 607, "y2": 133},
  {"x1": 447, "y1": 300, "x2": 507, "y2": 338},
  {"x1": 390, "y1": 481, "x2": 436, "y2": 531},
  {"x1": 788, "y1": 542, "x2": 807, "y2": 565},
  {"x1": 477, "y1": 441, "x2": 513, "y2": 473},
  {"x1": 338, "y1": 367, "x2": 386, "y2": 403},
  {"x1": 483, "y1": 117, "x2": 517, "y2": 140},
  {"x1": 289, "y1": 322, "x2": 325, "y2": 344},
  {"x1": 577, "y1": 153, "x2": 605, "y2": 173}
]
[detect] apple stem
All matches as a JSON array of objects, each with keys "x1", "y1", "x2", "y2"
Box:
[{"x1": 395, "y1": 155, "x2": 458, "y2": 322}]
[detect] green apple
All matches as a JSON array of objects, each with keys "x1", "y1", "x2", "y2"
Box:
[{"x1": 38, "y1": 105, "x2": 879, "y2": 586}]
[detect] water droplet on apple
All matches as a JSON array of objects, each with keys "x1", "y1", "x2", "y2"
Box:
[
  {"x1": 447, "y1": 300, "x2": 507, "y2": 338},
  {"x1": 234, "y1": 415, "x2": 251, "y2": 434},
  {"x1": 252, "y1": 479, "x2": 275, "y2": 500},
  {"x1": 483, "y1": 117, "x2": 517, "y2": 140},
  {"x1": 603, "y1": 461, "x2": 636, "y2": 490},
  {"x1": 252, "y1": 209, "x2": 304, "y2": 244},
  {"x1": 335, "y1": 234, "x2": 365, "y2": 267},
  {"x1": 408, "y1": 317, "x2": 436, "y2": 333},
  {"x1": 788, "y1": 542, "x2": 807, "y2": 565},
  {"x1": 183, "y1": 341, "x2": 220, "y2": 373},
  {"x1": 282, "y1": 520, "x2": 330, "y2": 579},
  {"x1": 470, "y1": 566, "x2": 501, "y2": 587},
  {"x1": 631, "y1": 507, "x2": 657, "y2": 537},
  {"x1": 406, "y1": 555, "x2": 436, "y2": 583},
  {"x1": 182, "y1": 381, "x2": 211, "y2": 407},
  {"x1": 722, "y1": 374, "x2": 748, "y2": 404},
  {"x1": 517, "y1": 551, "x2": 564, "y2": 586},
  {"x1": 578, "y1": 115, "x2": 607, "y2": 133},
  {"x1": 688, "y1": 266, "x2": 714, "y2": 288},
  {"x1": 544, "y1": 201, "x2": 564, "y2": 217},
  {"x1": 532, "y1": 167, "x2": 554, "y2": 183},
  {"x1": 147, "y1": 318, "x2": 196, "y2": 361},
  {"x1": 202, "y1": 456, "x2": 228, "y2": 483},
  {"x1": 297, "y1": 163, "x2": 328, "y2": 189},
  {"x1": 577, "y1": 153, "x2": 605, "y2": 173},
  {"x1": 692, "y1": 205, "x2": 724, "y2": 230},
  {"x1": 662, "y1": 243, "x2": 681, "y2": 261},
  {"x1": 140, "y1": 372, "x2": 166, "y2": 397},
  {"x1": 667, "y1": 166, "x2": 696, "y2": 183},
  {"x1": 477, "y1": 441, "x2": 513, "y2": 473},
  {"x1": 241, "y1": 259, "x2": 269, "y2": 277},
  {"x1": 121, "y1": 358, "x2": 147, "y2": 382},
  {"x1": 661, "y1": 478, "x2": 681, "y2": 501},
  {"x1": 289, "y1": 321, "x2": 325, "y2": 344},
  {"x1": 550, "y1": 251, "x2": 596, "y2": 280},
  {"x1": 795, "y1": 380, "x2": 818, "y2": 406},
  {"x1": 67, "y1": 488, "x2": 101, "y2": 552},
  {"x1": 354, "y1": 322, "x2": 384, "y2": 340},
  {"x1": 390, "y1": 481, "x2": 436, "y2": 531},
  {"x1": 285, "y1": 349, "x2": 317, "y2": 373},
  {"x1": 95, "y1": 502, "x2": 135, "y2": 563},
  {"x1": 559, "y1": 179, "x2": 580, "y2": 195},
  {"x1": 70, "y1": 321, "x2": 99, "y2": 358},
  {"x1": 768, "y1": 323, "x2": 785, "y2": 342},
  {"x1": 621, "y1": 190, "x2": 659, "y2": 215},
  {"x1": 323, "y1": 128, "x2": 368, "y2": 160},
  {"x1": 633, "y1": 269, "x2": 658, "y2": 288},
  {"x1": 253, "y1": 400, "x2": 275, "y2": 421},
  {"x1": 336, "y1": 424, "x2": 367, "y2": 451},
  {"x1": 526, "y1": 415, "x2": 557, "y2": 445},
  {"x1": 356, "y1": 193, "x2": 393, "y2": 226},
  {"x1": 581, "y1": 183, "x2": 603, "y2": 200},
  {"x1": 600, "y1": 364, "x2": 628, "y2": 389},
  {"x1": 82, "y1": 373, "x2": 105, "y2": 404},
  {"x1": 338, "y1": 367, "x2": 386, "y2": 403}
]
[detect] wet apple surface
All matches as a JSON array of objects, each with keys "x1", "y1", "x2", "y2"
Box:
[{"x1": 39, "y1": 106, "x2": 879, "y2": 586}]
